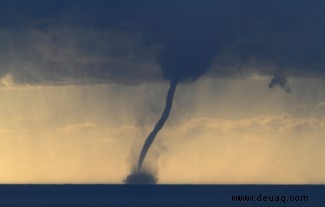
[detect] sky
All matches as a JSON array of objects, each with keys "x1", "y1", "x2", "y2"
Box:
[{"x1": 0, "y1": 0, "x2": 325, "y2": 184}]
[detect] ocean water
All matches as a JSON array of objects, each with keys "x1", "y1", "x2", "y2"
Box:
[{"x1": 0, "y1": 185, "x2": 323, "y2": 207}]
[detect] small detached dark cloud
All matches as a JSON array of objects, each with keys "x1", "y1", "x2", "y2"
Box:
[
  {"x1": 0, "y1": 0, "x2": 324, "y2": 86},
  {"x1": 268, "y1": 72, "x2": 291, "y2": 93}
]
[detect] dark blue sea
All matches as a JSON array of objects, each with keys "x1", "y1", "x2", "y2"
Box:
[{"x1": 0, "y1": 185, "x2": 323, "y2": 207}]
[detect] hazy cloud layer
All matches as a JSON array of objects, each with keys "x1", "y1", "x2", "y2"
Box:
[
  {"x1": 159, "y1": 114, "x2": 325, "y2": 183},
  {"x1": 0, "y1": 0, "x2": 324, "y2": 86},
  {"x1": 173, "y1": 115, "x2": 325, "y2": 136}
]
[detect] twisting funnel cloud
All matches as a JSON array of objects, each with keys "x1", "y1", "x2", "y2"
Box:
[
  {"x1": 137, "y1": 80, "x2": 178, "y2": 171},
  {"x1": 124, "y1": 2, "x2": 225, "y2": 183},
  {"x1": 125, "y1": 3, "x2": 223, "y2": 183},
  {"x1": 125, "y1": 81, "x2": 179, "y2": 184}
]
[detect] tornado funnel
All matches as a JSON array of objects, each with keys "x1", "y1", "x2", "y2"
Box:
[{"x1": 137, "y1": 80, "x2": 178, "y2": 171}]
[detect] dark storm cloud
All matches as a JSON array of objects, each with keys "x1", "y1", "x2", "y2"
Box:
[{"x1": 0, "y1": 0, "x2": 324, "y2": 85}]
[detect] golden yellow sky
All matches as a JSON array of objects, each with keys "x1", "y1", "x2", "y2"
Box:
[{"x1": 0, "y1": 77, "x2": 324, "y2": 184}]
